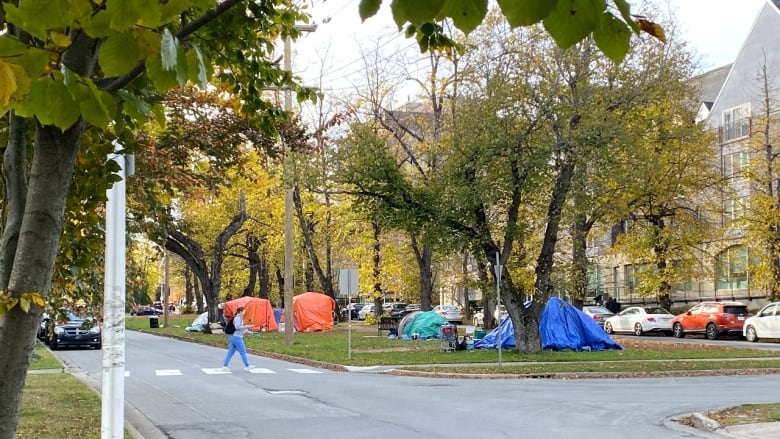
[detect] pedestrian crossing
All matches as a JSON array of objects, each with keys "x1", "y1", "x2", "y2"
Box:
[{"x1": 123, "y1": 367, "x2": 324, "y2": 377}]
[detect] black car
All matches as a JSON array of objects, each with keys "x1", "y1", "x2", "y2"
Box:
[
  {"x1": 340, "y1": 303, "x2": 365, "y2": 320},
  {"x1": 388, "y1": 302, "x2": 410, "y2": 318},
  {"x1": 45, "y1": 311, "x2": 101, "y2": 350},
  {"x1": 130, "y1": 305, "x2": 163, "y2": 316}
]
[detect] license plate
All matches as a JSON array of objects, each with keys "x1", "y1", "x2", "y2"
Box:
[{"x1": 738, "y1": 316, "x2": 745, "y2": 320}]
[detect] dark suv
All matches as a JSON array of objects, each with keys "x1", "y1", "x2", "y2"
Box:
[
  {"x1": 671, "y1": 301, "x2": 749, "y2": 340},
  {"x1": 45, "y1": 311, "x2": 102, "y2": 350}
]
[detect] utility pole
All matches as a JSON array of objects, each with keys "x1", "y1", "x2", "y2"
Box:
[{"x1": 283, "y1": 24, "x2": 316, "y2": 346}]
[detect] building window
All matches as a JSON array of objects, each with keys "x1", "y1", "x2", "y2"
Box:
[
  {"x1": 723, "y1": 195, "x2": 749, "y2": 227},
  {"x1": 722, "y1": 104, "x2": 750, "y2": 142},
  {"x1": 723, "y1": 150, "x2": 749, "y2": 179},
  {"x1": 716, "y1": 245, "x2": 749, "y2": 290}
]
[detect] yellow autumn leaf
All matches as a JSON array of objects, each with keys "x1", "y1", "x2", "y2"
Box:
[
  {"x1": 19, "y1": 296, "x2": 30, "y2": 312},
  {"x1": 0, "y1": 61, "x2": 18, "y2": 109},
  {"x1": 638, "y1": 18, "x2": 666, "y2": 43},
  {"x1": 30, "y1": 293, "x2": 46, "y2": 307},
  {"x1": 50, "y1": 31, "x2": 73, "y2": 48}
]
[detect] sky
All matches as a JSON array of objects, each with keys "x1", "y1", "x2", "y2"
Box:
[{"x1": 291, "y1": 0, "x2": 770, "y2": 95}]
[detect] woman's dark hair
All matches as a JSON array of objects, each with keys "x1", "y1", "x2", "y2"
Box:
[{"x1": 236, "y1": 307, "x2": 245, "y2": 313}]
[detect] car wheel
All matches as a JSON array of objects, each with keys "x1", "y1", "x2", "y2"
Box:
[
  {"x1": 745, "y1": 325, "x2": 759, "y2": 343},
  {"x1": 604, "y1": 322, "x2": 614, "y2": 334},
  {"x1": 673, "y1": 323, "x2": 684, "y2": 338},
  {"x1": 633, "y1": 323, "x2": 644, "y2": 336},
  {"x1": 705, "y1": 322, "x2": 719, "y2": 340},
  {"x1": 48, "y1": 335, "x2": 58, "y2": 350}
]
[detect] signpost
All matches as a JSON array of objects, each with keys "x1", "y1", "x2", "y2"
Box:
[
  {"x1": 339, "y1": 268, "x2": 359, "y2": 358},
  {"x1": 494, "y1": 252, "x2": 503, "y2": 367}
]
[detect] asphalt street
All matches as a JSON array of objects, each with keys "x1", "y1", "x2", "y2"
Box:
[{"x1": 54, "y1": 330, "x2": 780, "y2": 439}]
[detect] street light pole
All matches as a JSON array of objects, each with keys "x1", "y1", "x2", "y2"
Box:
[{"x1": 282, "y1": 24, "x2": 316, "y2": 346}]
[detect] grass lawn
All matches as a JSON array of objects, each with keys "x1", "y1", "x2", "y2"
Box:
[
  {"x1": 128, "y1": 314, "x2": 780, "y2": 373},
  {"x1": 18, "y1": 341, "x2": 132, "y2": 439}
]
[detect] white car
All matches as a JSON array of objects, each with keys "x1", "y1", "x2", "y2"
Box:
[
  {"x1": 357, "y1": 303, "x2": 375, "y2": 320},
  {"x1": 603, "y1": 305, "x2": 673, "y2": 336},
  {"x1": 744, "y1": 302, "x2": 780, "y2": 342},
  {"x1": 433, "y1": 304, "x2": 464, "y2": 324}
]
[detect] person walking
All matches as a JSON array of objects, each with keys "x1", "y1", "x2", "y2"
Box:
[{"x1": 221, "y1": 306, "x2": 255, "y2": 371}]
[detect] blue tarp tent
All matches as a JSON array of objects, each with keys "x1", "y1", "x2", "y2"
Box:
[
  {"x1": 474, "y1": 297, "x2": 622, "y2": 351},
  {"x1": 473, "y1": 315, "x2": 515, "y2": 349},
  {"x1": 540, "y1": 297, "x2": 622, "y2": 351}
]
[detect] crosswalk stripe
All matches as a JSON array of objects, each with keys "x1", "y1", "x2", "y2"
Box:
[
  {"x1": 202, "y1": 368, "x2": 231, "y2": 375},
  {"x1": 288, "y1": 368, "x2": 322, "y2": 374},
  {"x1": 247, "y1": 368, "x2": 275, "y2": 374},
  {"x1": 155, "y1": 369, "x2": 182, "y2": 376}
]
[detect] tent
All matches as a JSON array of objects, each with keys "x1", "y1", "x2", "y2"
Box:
[
  {"x1": 401, "y1": 311, "x2": 449, "y2": 339},
  {"x1": 224, "y1": 296, "x2": 278, "y2": 331},
  {"x1": 293, "y1": 291, "x2": 336, "y2": 332},
  {"x1": 474, "y1": 297, "x2": 622, "y2": 351},
  {"x1": 397, "y1": 310, "x2": 421, "y2": 335},
  {"x1": 185, "y1": 312, "x2": 209, "y2": 332},
  {"x1": 540, "y1": 297, "x2": 622, "y2": 351}
]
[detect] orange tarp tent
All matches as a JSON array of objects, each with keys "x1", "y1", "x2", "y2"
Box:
[
  {"x1": 224, "y1": 296, "x2": 278, "y2": 331},
  {"x1": 293, "y1": 291, "x2": 336, "y2": 332}
]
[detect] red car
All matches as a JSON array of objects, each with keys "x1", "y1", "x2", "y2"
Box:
[{"x1": 671, "y1": 301, "x2": 750, "y2": 340}]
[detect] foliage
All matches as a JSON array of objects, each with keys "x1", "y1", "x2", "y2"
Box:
[{"x1": 358, "y1": 0, "x2": 666, "y2": 63}]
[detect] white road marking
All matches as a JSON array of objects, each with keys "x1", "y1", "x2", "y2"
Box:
[
  {"x1": 288, "y1": 369, "x2": 322, "y2": 374},
  {"x1": 155, "y1": 369, "x2": 182, "y2": 376},
  {"x1": 202, "y1": 368, "x2": 231, "y2": 375},
  {"x1": 246, "y1": 368, "x2": 275, "y2": 374}
]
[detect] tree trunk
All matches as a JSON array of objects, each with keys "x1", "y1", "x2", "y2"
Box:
[
  {"x1": 293, "y1": 185, "x2": 335, "y2": 298},
  {"x1": 571, "y1": 212, "x2": 590, "y2": 308},
  {"x1": 410, "y1": 233, "x2": 434, "y2": 309},
  {"x1": 0, "y1": 120, "x2": 84, "y2": 438},
  {"x1": 371, "y1": 221, "x2": 383, "y2": 306}
]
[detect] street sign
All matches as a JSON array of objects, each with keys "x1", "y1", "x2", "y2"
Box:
[{"x1": 338, "y1": 268, "x2": 358, "y2": 297}]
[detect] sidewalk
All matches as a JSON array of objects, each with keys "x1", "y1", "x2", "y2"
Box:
[{"x1": 675, "y1": 412, "x2": 780, "y2": 439}]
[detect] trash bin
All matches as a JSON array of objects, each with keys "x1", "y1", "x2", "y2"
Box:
[
  {"x1": 474, "y1": 328, "x2": 486, "y2": 339},
  {"x1": 149, "y1": 316, "x2": 159, "y2": 328}
]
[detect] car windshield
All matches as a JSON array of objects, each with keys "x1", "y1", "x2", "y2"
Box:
[
  {"x1": 724, "y1": 306, "x2": 748, "y2": 315},
  {"x1": 585, "y1": 306, "x2": 611, "y2": 314}
]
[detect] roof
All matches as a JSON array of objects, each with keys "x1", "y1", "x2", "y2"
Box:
[{"x1": 691, "y1": 63, "x2": 732, "y2": 105}]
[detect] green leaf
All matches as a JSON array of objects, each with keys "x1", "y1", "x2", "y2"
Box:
[
  {"x1": 593, "y1": 12, "x2": 631, "y2": 63},
  {"x1": 160, "y1": 29, "x2": 178, "y2": 71},
  {"x1": 20, "y1": 297, "x2": 30, "y2": 313},
  {"x1": 543, "y1": 0, "x2": 605, "y2": 49},
  {"x1": 175, "y1": 46, "x2": 188, "y2": 87},
  {"x1": 190, "y1": 45, "x2": 209, "y2": 90},
  {"x1": 438, "y1": 0, "x2": 488, "y2": 34},
  {"x1": 146, "y1": 57, "x2": 178, "y2": 92},
  {"x1": 497, "y1": 0, "x2": 558, "y2": 27},
  {"x1": 106, "y1": 0, "x2": 140, "y2": 31},
  {"x1": 359, "y1": 0, "x2": 381, "y2": 21},
  {"x1": 3, "y1": 0, "x2": 73, "y2": 41},
  {"x1": 160, "y1": 0, "x2": 191, "y2": 23},
  {"x1": 12, "y1": 77, "x2": 47, "y2": 119},
  {"x1": 118, "y1": 90, "x2": 151, "y2": 119},
  {"x1": 80, "y1": 81, "x2": 116, "y2": 128},
  {"x1": 391, "y1": 0, "x2": 444, "y2": 26},
  {"x1": 99, "y1": 33, "x2": 141, "y2": 77},
  {"x1": 0, "y1": 37, "x2": 28, "y2": 57},
  {"x1": 81, "y1": 9, "x2": 113, "y2": 38},
  {"x1": 13, "y1": 48, "x2": 50, "y2": 78},
  {"x1": 48, "y1": 78, "x2": 80, "y2": 129},
  {"x1": 613, "y1": 0, "x2": 640, "y2": 34}
]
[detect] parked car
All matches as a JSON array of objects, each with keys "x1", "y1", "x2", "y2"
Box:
[
  {"x1": 357, "y1": 303, "x2": 375, "y2": 320},
  {"x1": 130, "y1": 305, "x2": 163, "y2": 316},
  {"x1": 603, "y1": 305, "x2": 673, "y2": 336},
  {"x1": 433, "y1": 304, "x2": 463, "y2": 324},
  {"x1": 581, "y1": 306, "x2": 615, "y2": 330},
  {"x1": 472, "y1": 305, "x2": 507, "y2": 327},
  {"x1": 404, "y1": 304, "x2": 421, "y2": 313},
  {"x1": 45, "y1": 310, "x2": 101, "y2": 350},
  {"x1": 387, "y1": 302, "x2": 409, "y2": 318},
  {"x1": 340, "y1": 303, "x2": 364, "y2": 320},
  {"x1": 744, "y1": 302, "x2": 780, "y2": 342},
  {"x1": 671, "y1": 301, "x2": 750, "y2": 340}
]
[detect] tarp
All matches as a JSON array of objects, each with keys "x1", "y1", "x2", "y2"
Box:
[
  {"x1": 473, "y1": 315, "x2": 515, "y2": 349},
  {"x1": 224, "y1": 296, "x2": 278, "y2": 331},
  {"x1": 540, "y1": 297, "x2": 622, "y2": 351},
  {"x1": 398, "y1": 310, "x2": 421, "y2": 335},
  {"x1": 474, "y1": 297, "x2": 622, "y2": 351},
  {"x1": 293, "y1": 291, "x2": 336, "y2": 332},
  {"x1": 402, "y1": 311, "x2": 449, "y2": 338},
  {"x1": 192, "y1": 312, "x2": 208, "y2": 326}
]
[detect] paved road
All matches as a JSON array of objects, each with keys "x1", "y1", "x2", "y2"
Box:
[{"x1": 54, "y1": 331, "x2": 780, "y2": 439}]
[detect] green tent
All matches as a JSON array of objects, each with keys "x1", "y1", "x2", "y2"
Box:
[{"x1": 402, "y1": 311, "x2": 449, "y2": 338}]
